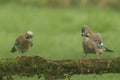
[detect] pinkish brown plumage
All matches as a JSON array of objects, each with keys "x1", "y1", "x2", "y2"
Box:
[
  {"x1": 11, "y1": 31, "x2": 33, "y2": 53},
  {"x1": 81, "y1": 25, "x2": 113, "y2": 57}
]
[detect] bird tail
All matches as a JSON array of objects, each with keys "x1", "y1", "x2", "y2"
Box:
[
  {"x1": 104, "y1": 47, "x2": 113, "y2": 52},
  {"x1": 11, "y1": 47, "x2": 17, "y2": 52}
]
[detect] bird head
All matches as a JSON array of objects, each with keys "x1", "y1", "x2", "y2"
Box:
[
  {"x1": 81, "y1": 25, "x2": 92, "y2": 38},
  {"x1": 25, "y1": 31, "x2": 33, "y2": 39}
]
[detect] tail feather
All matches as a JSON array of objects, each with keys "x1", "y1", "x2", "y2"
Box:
[
  {"x1": 11, "y1": 47, "x2": 17, "y2": 52},
  {"x1": 104, "y1": 47, "x2": 113, "y2": 52}
]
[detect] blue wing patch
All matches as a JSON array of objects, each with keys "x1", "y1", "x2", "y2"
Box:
[{"x1": 97, "y1": 43, "x2": 104, "y2": 49}]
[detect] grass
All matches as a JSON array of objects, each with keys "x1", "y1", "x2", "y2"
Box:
[{"x1": 0, "y1": 3, "x2": 120, "y2": 80}]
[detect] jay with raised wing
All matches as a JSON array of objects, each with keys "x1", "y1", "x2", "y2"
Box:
[{"x1": 81, "y1": 25, "x2": 113, "y2": 57}]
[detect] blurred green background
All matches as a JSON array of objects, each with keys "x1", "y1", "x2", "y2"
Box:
[{"x1": 0, "y1": 0, "x2": 120, "y2": 80}]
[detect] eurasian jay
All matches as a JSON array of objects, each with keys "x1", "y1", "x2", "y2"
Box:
[
  {"x1": 81, "y1": 25, "x2": 113, "y2": 57},
  {"x1": 11, "y1": 31, "x2": 33, "y2": 53}
]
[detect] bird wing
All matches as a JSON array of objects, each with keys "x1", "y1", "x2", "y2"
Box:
[
  {"x1": 14, "y1": 35, "x2": 25, "y2": 47},
  {"x1": 92, "y1": 33, "x2": 104, "y2": 49},
  {"x1": 11, "y1": 37, "x2": 21, "y2": 52},
  {"x1": 93, "y1": 33, "x2": 102, "y2": 42},
  {"x1": 14, "y1": 39, "x2": 19, "y2": 46}
]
